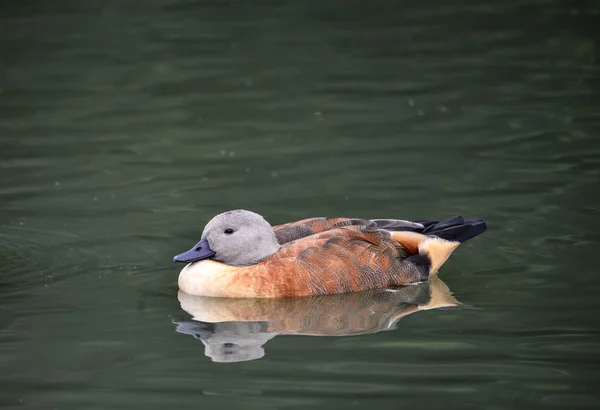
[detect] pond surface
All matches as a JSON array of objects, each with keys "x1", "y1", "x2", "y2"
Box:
[{"x1": 1, "y1": 1, "x2": 599, "y2": 409}]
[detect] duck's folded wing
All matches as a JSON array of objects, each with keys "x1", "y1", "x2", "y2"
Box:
[
  {"x1": 273, "y1": 217, "x2": 372, "y2": 244},
  {"x1": 258, "y1": 227, "x2": 426, "y2": 296}
]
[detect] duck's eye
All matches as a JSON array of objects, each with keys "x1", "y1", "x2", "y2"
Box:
[{"x1": 224, "y1": 228, "x2": 234, "y2": 235}]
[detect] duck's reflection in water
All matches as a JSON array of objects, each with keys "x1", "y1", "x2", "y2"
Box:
[{"x1": 173, "y1": 276, "x2": 468, "y2": 363}]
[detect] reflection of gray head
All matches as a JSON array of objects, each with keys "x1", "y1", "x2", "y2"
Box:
[
  {"x1": 202, "y1": 210, "x2": 280, "y2": 266},
  {"x1": 173, "y1": 320, "x2": 277, "y2": 363}
]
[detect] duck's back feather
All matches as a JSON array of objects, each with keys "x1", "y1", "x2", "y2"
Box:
[{"x1": 273, "y1": 217, "x2": 370, "y2": 244}]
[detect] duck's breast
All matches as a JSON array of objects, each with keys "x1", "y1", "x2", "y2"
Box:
[{"x1": 178, "y1": 260, "x2": 258, "y2": 297}]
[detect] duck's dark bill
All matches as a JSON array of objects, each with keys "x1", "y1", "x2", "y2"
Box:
[{"x1": 173, "y1": 238, "x2": 216, "y2": 263}]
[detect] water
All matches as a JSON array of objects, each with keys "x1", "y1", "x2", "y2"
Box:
[{"x1": 1, "y1": 0, "x2": 599, "y2": 408}]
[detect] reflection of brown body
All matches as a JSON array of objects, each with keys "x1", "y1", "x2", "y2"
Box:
[
  {"x1": 178, "y1": 276, "x2": 461, "y2": 337},
  {"x1": 179, "y1": 217, "x2": 462, "y2": 298}
]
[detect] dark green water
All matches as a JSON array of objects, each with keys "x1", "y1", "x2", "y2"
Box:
[{"x1": 1, "y1": 1, "x2": 599, "y2": 409}]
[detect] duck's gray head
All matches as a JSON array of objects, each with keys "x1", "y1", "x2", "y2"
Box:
[{"x1": 173, "y1": 210, "x2": 280, "y2": 266}]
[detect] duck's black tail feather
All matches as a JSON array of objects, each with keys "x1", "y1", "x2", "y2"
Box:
[
  {"x1": 415, "y1": 217, "x2": 487, "y2": 243},
  {"x1": 374, "y1": 216, "x2": 487, "y2": 243}
]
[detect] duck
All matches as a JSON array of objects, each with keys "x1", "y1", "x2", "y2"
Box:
[{"x1": 173, "y1": 210, "x2": 487, "y2": 298}]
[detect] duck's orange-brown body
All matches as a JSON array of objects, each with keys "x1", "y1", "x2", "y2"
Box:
[{"x1": 177, "y1": 216, "x2": 482, "y2": 298}]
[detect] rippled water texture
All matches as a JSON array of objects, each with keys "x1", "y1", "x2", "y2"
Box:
[{"x1": 1, "y1": 1, "x2": 599, "y2": 409}]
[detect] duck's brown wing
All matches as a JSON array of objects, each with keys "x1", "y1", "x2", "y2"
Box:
[
  {"x1": 258, "y1": 226, "x2": 429, "y2": 296},
  {"x1": 272, "y1": 217, "x2": 373, "y2": 244}
]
